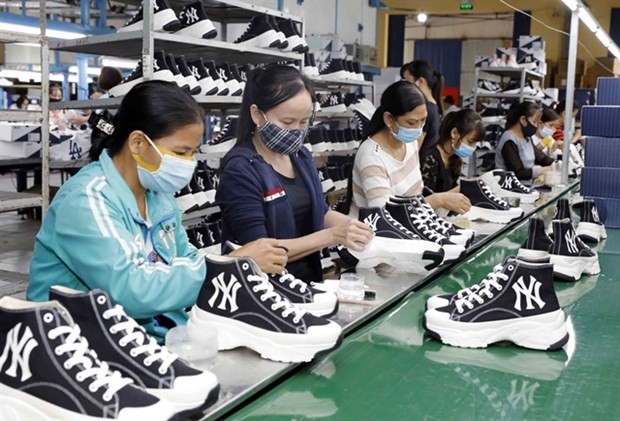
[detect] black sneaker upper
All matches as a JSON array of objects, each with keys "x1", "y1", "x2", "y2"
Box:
[
  {"x1": 234, "y1": 15, "x2": 280, "y2": 47},
  {"x1": 434, "y1": 257, "x2": 560, "y2": 323},
  {"x1": 492, "y1": 170, "x2": 533, "y2": 194},
  {"x1": 580, "y1": 199, "x2": 603, "y2": 226},
  {"x1": 358, "y1": 207, "x2": 419, "y2": 240},
  {"x1": 211, "y1": 117, "x2": 237, "y2": 144},
  {"x1": 122, "y1": 0, "x2": 180, "y2": 31},
  {"x1": 165, "y1": 53, "x2": 183, "y2": 77},
  {"x1": 386, "y1": 202, "x2": 452, "y2": 246},
  {"x1": 393, "y1": 195, "x2": 460, "y2": 237},
  {"x1": 550, "y1": 219, "x2": 596, "y2": 257},
  {"x1": 552, "y1": 198, "x2": 571, "y2": 222},
  {"x1": 197, "y1": 256, "x2": 330, "y2": 334},
  {"x1": 521, "y1": 215, "x2": 553, "y2": 252},
  {"x1": 0, "y1": 300, "x2": 158, "y2": 417},
  {"x1": 320, "y1": 59, "x2": 346, "y2": 76},
  {"x1": 461, "y1": 179, "x2": 510, "y2": 210},
  {"x1": 269, "y1": 272, "x2": 322, "y2": 305},
  {"x1": 179, "y1": 1, "x2": 217, "y2": 38},
  {"x1": 49, "y1": 288, "x2": 202, "y2": 391},
  {"x1": 319, "y1": 92, "x2": 344, "y2": 109},
  {"x1": 188, "y1": 58, "x2": 209, "y2": 80},
  {"x1": 153, "y1": 50, "x2": 172, "y2": 75}
]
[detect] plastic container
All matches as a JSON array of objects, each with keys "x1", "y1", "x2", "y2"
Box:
[
  {"x1": 337, "y1": 273, "x2": 365, "y2": 301},
  {"x1": 165, "y1": 324, "x2": 218, "y2": 362}
]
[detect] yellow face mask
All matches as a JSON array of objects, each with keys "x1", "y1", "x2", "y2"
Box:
[{"x1": 132, "y1": 134, "x2": 194, "y2": 172}]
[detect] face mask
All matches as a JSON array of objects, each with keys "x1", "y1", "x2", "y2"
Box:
[
  {"x1": 257, "y1": 112, "x2": 307, "y2": 155},
  {"x1": 132, "y1": 134, "x2": 197, "y2": 193},
  {"x1": 521, "y1": 120, "x2": 537, "y2": 138},
  {"x1": 540, "y1": 125, "x2": 554, "y2": 138},
  {"x1": 390, "y1": 121, "x2": 423, "y2": 144},
  {"x1": 453, "y1": 141, "x2": 476, "y2": 158}
]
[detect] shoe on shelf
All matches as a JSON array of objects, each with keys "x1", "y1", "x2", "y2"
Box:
[
  {"x1": 216, "y1": 64, "x2": 243, "y2": 96},
  {"x1": 317, "y1": 92, "x2": 347, "y2": 113},
  {"x1": 203, "y1": 60, "x2": 229, "y2": 96},
  {"x1": 187, "y1": 58, "x2": 219, "y2": 96},
  {"x1": 549, "y1": 219, "x2": 600, "y2": 282},
  {"x1": 0, "y1": 296, "x2": 175, "y2": 421},
  {"x1": 175, "y1": 55, "x2": 202, "y2": 95},
  {"x1": 424, "y1": 256, "x2": 569, "y2": 350},
  {"x1": 175, "y1": 185, "x2": 200, "y2": 213},
  {"x1": 165, "y1": 53, "x2": 190, "y2": 91},
  {"x1": 517, "y1": 215, "x2": 553, "y2": 263},
  {"x1": 233, "y1": 15, "x2": 281, "y2": 49},
  {"x1": 547, "y1": 197, "x2": 572, "y2": 234},
  {"x1": 307, "y1": 127, "x2": 329, "y2": 153},
  {"x1": 302, "y1": 52, "x2": 320, "y2": 76},
  {"x1": 348, "y1": 207, "x2": 445, "y2": 273},
  {"x1": 201, "y1": 116, "x2": 238, "y2": 155},
  {"x1": 481, "y1": 169, "x2": 540, "y2": 203},
  {"x1": 318, "y1": 58, "x2": 349, "y2": 81},
  {"x1": 174, "y1": 0, "x2": 217, "y2": 39},
  {"x1": 195, "y1": 169, "x2": 216, "y2": 205},
  {"x1": 275, "y1": 18, "x2": 308, "y2": 52},
  {"x1": 187, "y1": 254, "x2": 343, "y2": 363},
  {"x1": 49, "y1": 286, "x2": 220, "y2": 417},
  {"x1": 108, "y1": 51, "x2": 175, "y2": 98},
  {"x1": 575, "y1": 199, "x2": 607, "y2": 243},
  {"x1": 460, "y1": 179, "x2": 524, "y2": 224},
  {"x1": 266, "y1": 15, "x2": 288, "y2": 49},
  {"x1": 318, "y1": 166, "x2": 336, "y2": 193},
  {"x1": 188, "y1": 172, "x2": 210, "y2": 210},
  {"x1": 118, "y1": 0, "x2": 181, "y2": 33}
]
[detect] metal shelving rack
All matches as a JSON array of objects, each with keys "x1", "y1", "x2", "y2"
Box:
[
  {"x1": 0, "y1": 2, "x2": 50, "y2": 215},
  {"x1": 472, "y1": 67, "x2": 545, "y2": 105}
]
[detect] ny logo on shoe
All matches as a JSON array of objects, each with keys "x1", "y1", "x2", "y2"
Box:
[
  {"x1": 153, "y1": 1, "x2": 160, "y2": 11},
  {"x1": 217, "y1": 68, "x2": 227, "y2": 81},
  {"x1": 329, "y1": 95, "x2": 338, "y2": 106},
  {"x1": 190, "y1": 65, "x2": 200, "y2": 79},
  {"x1": 512, "y1": 275, "x2": 545, "y2": 311},
  {"x1": 196, "y1": 231, "x2": 205, "y2": 248},
  {"x1": 0, "y1": 323, "x2": 38, "y2": 382},
  {"x1": 153, "y1": 59, "x2": 160, "y2": 71},
  {"x1": 211, "y1": 174, "x2": 219, "y2": 188},
  {"x1": 592, "y1": 207, "x2": 601, "y2": 223},
  {"x1": 501, "y1": 177, "x2": 513, "y2": 190},
  {"x1": 208, "y1": 273, "x2": 242, "y2": 312},
  {"x1": 507, "y1": 379, "x2": 539, "y2": 411},
  {"x1": 565, "y1": 230, "x2": 579, "y2": 254},
  {"x1": 208, "y1": 229, "x2": 215, "y2": 244},
  {"x1": 363, "y1": 213, "x2": 380, "y2": 232},
  {"x1": 185, "y1": 7, "x2": 199, "y2": 23}
]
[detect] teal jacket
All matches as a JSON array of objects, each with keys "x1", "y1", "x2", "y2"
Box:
[{"x1": 27, "y1": 150, "x2": 206, "y2": 342}]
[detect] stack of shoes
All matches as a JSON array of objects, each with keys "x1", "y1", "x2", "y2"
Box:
[
  {"x1": 385, "y1": 201, "x2": 467, "y2": 263},
  {"x1": 164, "y1": 53, "x2": 190, "y2": 91},
  {"x1": 233, "y1": 15, "x2": 286, "y2": 49},
  {"x1": 200, "y1": 116, "x2": 238, "y2": 154},
  {"x1": 203, "y1": 60, "x2": 229, "y2": 95},
  {"x1": 187, "y1": 254, "x2": 343, "y2": 363},
  {"x1": 343, "y1": 207, "x2": 445, "y2": 273},
  {"x1": 549, "y1": 219, "x2": 600, "y2": 282},
  {"x1": 175, "y1": 55, "x2": 202, "y2": 95},
  {"x1": 474, "y1": 79, "x2": 501, "y2": 95},
  {"x1": 187, "y1": 58, "x2": 219, "y2": 96},
  {"x1": 187, "y1": 222, "x2": 222, "y2": 252},
  {"x1": 307, "y1": 127, "x2": 330, "y2": 153},
  {"x1": 575, "y1": 199, "x2": 607, "y2": 242},
  {"x1": 174, "y1": 1, "x2": 217, "y2": 39},
  {"x1": 118, "y1": 0, "x2": 181, "y2": 33},
  {"x1": 316, "y1": 92, "x2": 347, "y2": 114},
  {"x1": 318, "y1": 58, "x2": 349, "y2": 81},
  {"x1": 273, "y1": 18, "x2": 308, "y2": 53},
  {"x1": 517, "y1": 215, "x2": 553, "y2": 263},
  {"x1": 0, "y1": 289, "x2": 219, "y2": 420},
  {"x1": 302, "y1": 52, "x2": 320, "y2": 77},
  {"x1": 424, "y1": 256, "x2": 569, "y2": 350},
  {"x1": 175, "y1": 185, "x2": 200, "y2": 213},
  {"x1": 174, "y1": 167, "x2": 217, "y2": 213},
  {"x1": 317, "y1": 166, "x2": 336, "y2": 193},
  {"x1": 109, "y1": 50, "x2": 176, "y2": 98},
  {"x1": 346, "y1": 94, "x2": 376, "y2": 121},
  {"x1": 460, "y1": 179, "x2": 524, "y2": 224},
  {"x1": 215, "y1": 63, "x2": 244, "y2": 96},
  {"x1": 481, "y1": 169, "x2": 540, "y2": 204}
]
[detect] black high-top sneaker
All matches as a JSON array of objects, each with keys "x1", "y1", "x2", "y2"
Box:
[
  {"x1": 175, "y1": 185, "x2": 200, "y2": 213},
  {"x1": 276, "y1": 18, "x2": 308, "y2": 52},
  {"x1": 319, "y1": 58, "x2": 348, "y2": 81},
  {"x1": 267, "y1": 15, "x2": 288, "y2": 49},
  {"x1": 187, "y1": 255, "x2": 343, "y2": 363},
  {"x1": 575, "y1": 199, "x2": 607, "y2": 242},
  {"x1": 196, "y1": 169, "x2": 216, "y2": 206},
  {"x1": 547, "y1": 198, "x2": 572, "y2": 234},
  {"x1": 216, "y1": 63, "x2": 243, "y2": 96},
  {"x1": 233, "y1": 15, "x2": 281, "y2": 49},
  {"x1": 424, "y1": 257, "x2": 569, "y2": 350},
  {"x1": 175, "y1": 55, "x2": 201, "y2": 95},
  {"x1": 187, "y1": 172, "x2": 209, "y2": 210},
  {"x1": 201, "y1": 116, "x2": 238, "y2": 154},
  {"x1": 307, "y1": 127, "x2": 329, "y2": 153},
  {"x1": 165, "y1": 53, "x2": 190, "y2": 91},
  {"x1": 349, "y1": 207, "x2": 444, "y2": 272},
  {"x1": 481, "y1": 169, "x2": 540, "y2": 203},
  {"x1": 203, "y1": 60, "x2": 229, "y2": 95},
  {"x1": 0, "y1": 296, "x2": 175, "y2": 420},
  {"x1": 549, "y1": 219, "x2": 600, "y2": 281},
  {"x1": 228, "y1": 63, "x2": 246, "y2": 90},
  {"x1": 517, "y1": 215, "x2": 553, "y2": 263},
  {"x1": 49, "y1": 287, "x2": 219, "y2": 417},
  {"x1": 188, "y1": 58, "x2": 219, "y2": 96},
  {"x1": 175, "y1": 1, "x2": 217, "y2": 39},
  {"x1": 302, "y1": 52, "x2": 319, "y2": 76},
  {"x1": 392, "y1": 195, "x2": 475, "y2": 246},
  {"x1": 318, "y1": 166, "x2": 336, "y2": 193},
  {"x1": 108, "y1": 63, "x2": 144, "y2": 98},
  {"x1": 460, "y1": 179, "x2": 524, "y2": 224},
  {"x1": 386, "y1": 202, "x2": 466, "y2": 263},
  {"x1": 352, "y1": 61, "x2": 364, "y2": 81},
  {"x1": 318, "y1": 92, "x2": 346, "y2": 113},
  {"x1": 118, "y1": 0, "x2": 181, "y2": 33},
  {"x1": 109, "y1": 51, "x2": 178, "y2": 98}
]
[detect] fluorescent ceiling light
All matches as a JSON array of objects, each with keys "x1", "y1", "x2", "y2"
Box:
[
  {"x1": 561, "y1": 0, "x2": 578, "y2": 11},
  {"x1": 68, "y1": 66, "x2": 102, "y2": 76},
  {"x1": 101, "y1": 57, "x2": 138, "y2": 69},
  {"x1": 609, "y1": 44, "x2": 620, "y2": 60},
  {"x1": 417, "y1": 13, "x2": 428, "y2": 23},
  {"x1": 577, "y1": 7, "x2": 598, "y2": 32},
  {"x1": 1, "y1": 22, "x2": 86, "y2": 39},
  {"x1": 595, "y1": 29, "x2": 611, "y2": 47}
]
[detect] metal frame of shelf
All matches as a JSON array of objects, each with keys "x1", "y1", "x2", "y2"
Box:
[{"x1": 49, "y1": 95, "x2": 243, "y2": 111}]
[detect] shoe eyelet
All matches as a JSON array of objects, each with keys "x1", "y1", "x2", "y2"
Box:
[
  {"x1": 76, "y1": 373, "x2": 85, "y2": 382},
  {"x1": 89, "y1": 384, "x2": 97, "y2": 393},
  {"x1": 488, "y1": 293, "x2": 494, "y2": 298},
  {"x1": 271, "y1": 305, "x2": 277, "y2": 311},
  {"x1": 260, "y1": 295, "x2": 267, "y2": 302},
  {"x1": 43, "y1": 313, "x2": 54, "y2": 323},
  {"x1": 242, "y1": 263, "x2": 249, "y2": 270},
  {"x1": 97, "y1": 295, "x2": 106, "y2": 305},
  {"x1": 497, "y1": 286, "x2": 503, "y2": 291},
  {"x1": 252, "y1": 287, "x2": 259, "y2": 292},
  {"x1": 144, "y1": 359, "x2": 152, "y2": 367},
  {"x1": 109, "y1": 327, "x2": 117, "y2": 334},
  {"x1": 158, "y1": 367, "x2": 166, "y2": 375},
  {"x1": 130, "y1": 349, "x2": 138, "y2": 357},
  {"x1": 63, "y1": 361, "x2": 71, "y2": 370},
  {"x1": 119, "y1": 339, "x2": 127, "y2": 347},
  {"x1": 508, "y1": 265, "x2": 514, "y2": 270},
  {"x1": 55, "y1": 347, "x2": 63, "y2": 355},
  {"x1": 102, "y1": 392, "x2": 112, "y2": 402}
]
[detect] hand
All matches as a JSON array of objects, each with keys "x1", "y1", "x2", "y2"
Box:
[
  {"x1": 441, "y1": 192, "x2": 471, "y2": 215},
  {"x1": 329, "y1": 219, "x2": 374, "y2": 252},
  {"x1": 230, "y1": 238, "x2": 288, "y2": 274}
]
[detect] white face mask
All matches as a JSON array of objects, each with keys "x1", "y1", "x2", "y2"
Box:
[
  {"x1": 132, "y1": 134, "x2": 197, "y2": 193},
  {"x1": 540, "y1": 126, "x2": 554, "y2": 138}
]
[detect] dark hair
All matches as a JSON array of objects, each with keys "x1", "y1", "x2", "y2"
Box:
[
  {"x1": 366, "y1": 80, "x2": 426, "y2": 138},
  {"x1": 98, "y1": 66, "x2": 123, "y2": 91},
  {"x1": 400, "y1": 60, "x2": 445, "y2": 115},
  {"x1": 89, "y1": 81, "x2": 204, "y2": 161},
  {"x1": 15, "y1": 95, "x2": 29, "y2": 108},
  {"x1": 234, "y1": 64, "x2": 316, "y2": 148},
  {"x1": 444, "y1": 95, "x2": 455, "y2": 105},
  {"x1": 553, "y1": 100, "x2": 580, "y2": 115},
  {"x1": 505, "y1": 101, "x2": 541, "y2": 130},
  {"x1": 541, "y1": 108, "x2": 560, "y2": 123},
  {"x1": 437, "y1": 109, "x2": 485, "y2": 180}
]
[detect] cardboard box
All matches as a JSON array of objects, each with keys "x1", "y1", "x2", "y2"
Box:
[
  {"x1": 584, "y1": 137, "x2": 620, "y2": 168},
  {"x1": 593, "y1": 57, "x2": 620, "y2": 76},
  {"x1": 0, "y1": 139, "x2": 41, "y2": 158},
  {"x1": 474, "y1": 55, "x2": 491, "y2": 68},
  {"x1": 519, "y1": 35, "x2": 546, "y2": 49},
  {"x1": 0, "y1": 122, "x2": 41, "y2": 142}
]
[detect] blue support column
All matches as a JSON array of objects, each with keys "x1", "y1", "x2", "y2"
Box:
[
  {"x1": 97, "y1": 0, "x2": 107, "y2": 28},
  {"x1": 21, "y1": 0, "x2": 26, "y2": 16},
  {"x1": 80, "y1": 0, "x2": 91, "y2": 27},
  {"x1": 335, "y1": 0, "x2": 339, "y2": 33},
  {"x1": 277, "y1": 0, "x2": 284, "y2": 11},
  {"x1": 63, "y1": 73, "x2": 70, "y2": 101},
  {"x1": 77, "y1": 56, "x2": 88, "y2": 100}
]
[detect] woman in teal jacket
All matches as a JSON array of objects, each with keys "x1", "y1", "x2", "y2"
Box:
[{"x1": 27, "y1": 81, "x2": 287, "y2": 341}]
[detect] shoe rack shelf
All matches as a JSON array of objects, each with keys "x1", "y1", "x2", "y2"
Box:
[
  {"x1": 182, "y1": 205, "x2": 221, "y2": 225},
  {"x1": 310, "y1": 77, "x2": 374, "y2": 88},
  {"x1": 472, "y1": 67, "x2": 546, "y2": 105},
  {"x1": 49, "y1": 95, "x2": 242, "y2": 111}
]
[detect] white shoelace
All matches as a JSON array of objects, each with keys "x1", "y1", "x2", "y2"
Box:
[
  {"x1": 454, "y1": 271, "x2": 509, "y2": 314},
  {"x1": 248, "y1": 274, "x2": 306, "y2": 323},
  {"x1": 480, "y1": 182, "x2": 509, "y2": 207},
  {"x1": 408, "y1": 210, "x2": 444, "y2": 242},
  {"x1": 415, "y1": 198, "x2": 453, "y2": 231},
  {"x1": 384, "y1": 212, "x2": 416, "y2": 237},
  {"x1": 48, "y1": 324, "x2": 132, "y2": 402},
  {"x1": 508, "y1": 174, "x2": 531, "y2": 193},
  {"x1": 103, "y1": 306, "x2": 177, "y2": 375},
  {"x1": 278, "y1": 272, "x2": 309, "y2": 293}
]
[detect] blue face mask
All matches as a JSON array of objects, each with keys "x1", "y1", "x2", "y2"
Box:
[
  {"x1": 390, "y1": 121, "x2": 423, "y2": 144},
  {"x1": 540, "y1": 126, "x2": 554, "y2": 138},
  {"x1": 453, "y1": 141, "x2": 476, "y2": 158}
]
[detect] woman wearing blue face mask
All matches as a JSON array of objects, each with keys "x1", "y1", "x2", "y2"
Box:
[
  {"x1": 217, "y1": 65, "x2": 373, "y2": 283},
  {"x1": 496, "y1": 101, "x2": 555, "y2": 181},
  {"x1": 420, "y1": 109, "x2": 485, "y2": 198},
  {"x1": 27, "y1": 81, "x2": 287, "y2": 342}
]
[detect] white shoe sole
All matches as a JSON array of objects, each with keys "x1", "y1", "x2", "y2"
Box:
[
  {"x1": 463, "y1": 206, "x2": 523, "y2": 224},
  {"x1": 201, "y1": 139, "x2": 235, "y2": 155},
  {"x1": 441, "y1": 243, "x2": 467, "y2": 263},
  {"x1": 575, "y1": 222, "x2": 607, "y2": 242},
  {"x1": 318, "y1": 104, "x2": 347, "y2": 114},
  {"x1": 108, "y1": 70, "x2": 174, "y2": 97},
  {"x1": 0, "y1": 383, "x2": 175, "y2": 421},
  {"x1": 424, "y1": 308, "x2": 568, "y2": 350},
  {"x1": 185, "y1": 76, "x2": 202, "y2": 95},
  {"x1": 119, "y1": 9, "x2": 179, "y2": 33},
  {"x1": 196, "y1": 78, "x2": 219, "y2": 96},
  {"x1": 319, "y1": 70, "x2": 349, "y2": 81},
  {"x1": 236, "y1": 30, "x2": 280, "y2": 49},
  {"x1": 493, "y1": 189, "x2": 539, "y2": 204},
  {"x1": 187, "y1": 306, "x2": 342, "y2": 363},
  {"x1": 283, "y1": 34, "x2": 305, "y2": 52},
  {"x1": 290, "y1": 292, "x2": 338, "y2": 317},
  {"x1": 517, "y1": 248, "x2": 550, "y2": 263},
  {"x1": 321, "y1": 179, "x2": 336, "y2": 193},
  {"x1": 146, "y1": 371, "x2": 219, "y2": 416},
  {"x1": 174, "y1": 19, "x2": 217, "y2": 39},
  {"x1": 311, "y1": 143, "x2": 330, "y2": 153},
  {"x1": 176, "y1": 194, "x2": 200, "y2": 213},
  {"x1": 350, "y1": 237, "x2": 444, "y2": 273},
  {"x1": 550, "y1": 253, "x2": 600, "y2": 281}
]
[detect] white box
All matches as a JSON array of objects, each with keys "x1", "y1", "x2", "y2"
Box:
[
  {"x1": 0, "y1": 139, "x2": 41, "y2": 158},
  {"x1": 475, "y1": 55, "x2": 491, "y2": 68},
  {"x1": 0, "y1": 122, "x2": 41, "y2": 142},
  {"x1": 519, "y1": 35, "x2": 546, "y2": 49}
]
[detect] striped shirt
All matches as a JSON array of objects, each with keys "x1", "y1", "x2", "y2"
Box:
[{"x1": 350, "y1": 137, "x2": 423, "y2": 216}]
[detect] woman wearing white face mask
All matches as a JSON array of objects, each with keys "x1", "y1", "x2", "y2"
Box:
[
  {"x1": 420, "y1": 109, "x2": 485, "y2": 202},
  {"x1": 28, "y1": 81, "x2": 287, "y2": 342},
  {"x1": 532, "y1": 108, "x2": 562, "y2": 157}
]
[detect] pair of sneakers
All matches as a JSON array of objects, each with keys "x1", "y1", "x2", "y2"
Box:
[
  {"x1": 0, "y1": 287, "x2": 219, "y2": 420},
  {"x1": 187, "y1": 251, "x2": 342, "y2": 363}
]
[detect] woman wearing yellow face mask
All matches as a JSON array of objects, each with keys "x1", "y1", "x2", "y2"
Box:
[{"x1": 27, "y1": 81, "x2": 288, "y2": 342}]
